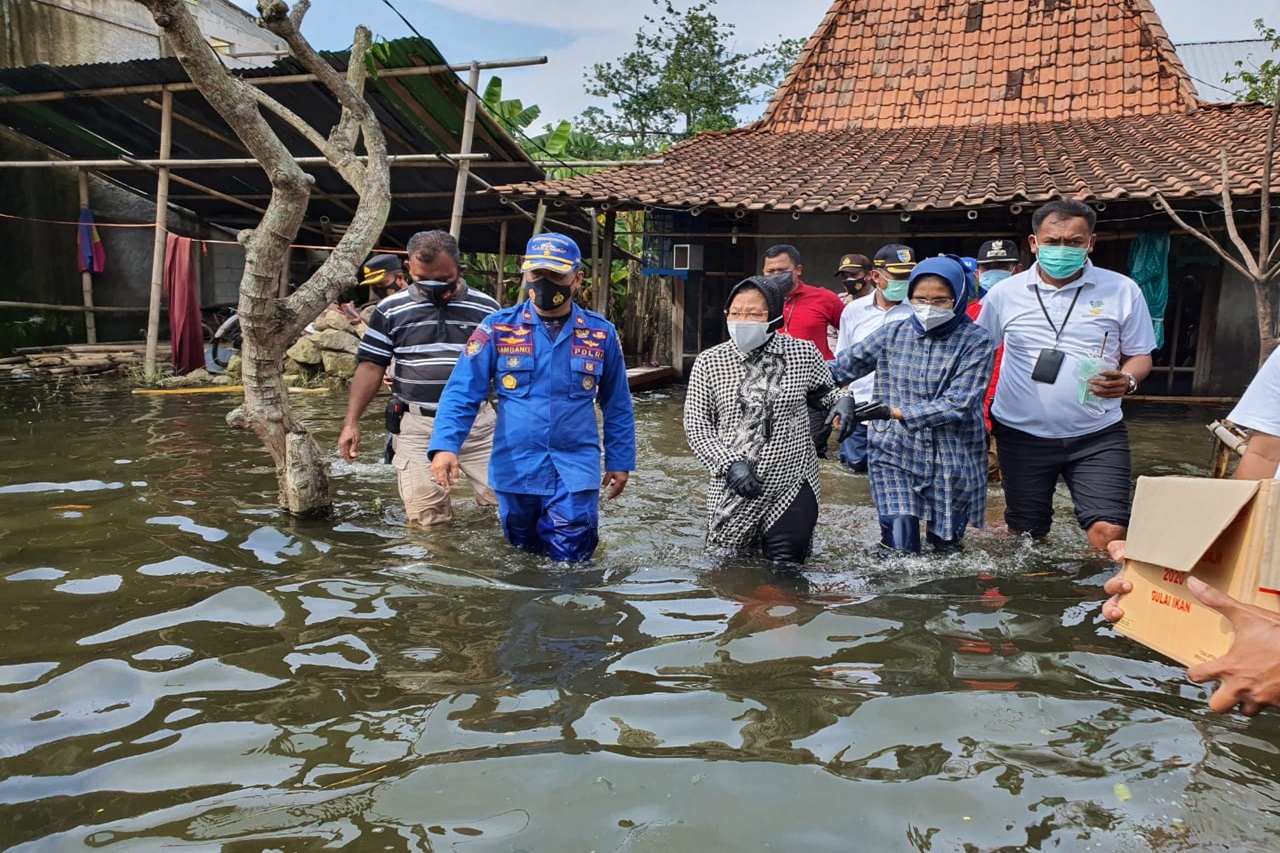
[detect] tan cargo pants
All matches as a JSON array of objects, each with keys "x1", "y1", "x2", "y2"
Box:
[{"x1": 392, "y1": 403, "x2": 497, "y2": 526}]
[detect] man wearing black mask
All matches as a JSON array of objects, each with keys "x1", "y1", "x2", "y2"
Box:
[
  {"x1": 339, "y1": 230, "x2": 501, "y2": 527},
  {"x1": 428, "y1": 232, "x2": 636, "y2": 563},
  {"x1": 835, "y1": 253, "x2": 873, "y2": 304}
]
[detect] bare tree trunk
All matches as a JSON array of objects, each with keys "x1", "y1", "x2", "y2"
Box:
[
  {"x1": 138, "y1": 0, "x2": 390, "y2": 515},
  {"x1": 1254, "y1": 279, "x2": 1280, "y2": 363}
]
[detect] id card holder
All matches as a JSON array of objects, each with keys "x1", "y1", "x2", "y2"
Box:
[{"x1": 1031, "y1": 348, "x2": 1065, "y2": 384}]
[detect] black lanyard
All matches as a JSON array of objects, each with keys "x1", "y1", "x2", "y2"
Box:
[{"x1": 1034, "y1": 284, "x2": 1083, "y2": 347}]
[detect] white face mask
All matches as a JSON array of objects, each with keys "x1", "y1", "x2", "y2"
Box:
[
  {"x1": 911, "y1": 304, "x2": 953, "y2": 331},
  {"x1": 727, "y1": 321, "x2": 772, "y2": 352}
]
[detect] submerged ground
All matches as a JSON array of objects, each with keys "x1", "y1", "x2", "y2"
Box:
[{"x1": 0, "y1": 381, "x2": 1276, "y2": 851}]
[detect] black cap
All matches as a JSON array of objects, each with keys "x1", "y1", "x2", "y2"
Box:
[
  {"x1": 361, "y1": 253, "x2": 403, "y2": 287},
  {"x1": 873, "y1": 244, "x2": 916, "y2": 275},
  {"x1": 836, "y1": 253, "x2": 872, "y2": 274},
  {"x1": 976, "y1": 239, "x2": 1018, "y2": 264}
]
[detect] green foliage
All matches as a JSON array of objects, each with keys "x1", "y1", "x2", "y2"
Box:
[
  {"x1": 479, "y1": 76, "x2": 542, "y2": 132},
  {"x1": 1225, "y1": 19, "x2": 1280, "y2": 103},
  {"x1": 577, "y1": 0, "x2": 802, "y2": 154}
]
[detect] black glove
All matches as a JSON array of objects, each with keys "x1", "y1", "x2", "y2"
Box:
[
  {"x1": 853, "y1": 400, "x2": 893, "y2": 422},
  {"x1": 725, "y1": 460, "x2": 764, "y2": 499},
  {"x1": 824, "y1": 396, "x2": 859, "y2": 443}
]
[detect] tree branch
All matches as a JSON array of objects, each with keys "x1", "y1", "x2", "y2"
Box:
[
  {"x1": 329, "y1": 25, "x2": 372, "y2": 154},
  {"x1": 1155, "y1": 193, "x2": 1254, "y2": 280},
  {"x1": 249, "y1": 87, "x2": 364, "y2": 190},
  {"x1": 258, "y1": 0, "x2": 369, "y2": 119},
  {"x1": 1219, "y1": 149, "x2": 1262, "y2": 278},
  {"x1": 1262, "y1": 73, "x2": 1280, "y2": 265}
]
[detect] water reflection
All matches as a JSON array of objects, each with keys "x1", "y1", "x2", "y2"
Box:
[{"x1": 1, "y1": 383, "x2": 1279, "y2": 850}]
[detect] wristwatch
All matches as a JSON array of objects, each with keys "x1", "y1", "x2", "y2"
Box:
[{"x1": 1122, "y1": 372, "x2": 1138, "y2": 395}]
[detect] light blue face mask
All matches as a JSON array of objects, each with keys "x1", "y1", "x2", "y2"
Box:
[
  {"x1": 1036, "y1": 245, "x2": 1089, "y2": 279},
  {"x1": 978, "y1": 269, "x2": 1012, "y2": 294},
  {"x1": 881, "y1": 277, "x2": 910, "y2": 302}
]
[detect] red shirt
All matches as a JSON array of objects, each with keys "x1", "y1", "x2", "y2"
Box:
[
  {"x1": 780, "y1": 280, "x2": 845, "y2": 360},
  {"x1": 967, "y1": 299, "x2": 1001, "y2": 430}
]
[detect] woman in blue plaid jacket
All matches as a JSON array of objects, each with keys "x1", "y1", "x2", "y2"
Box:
[{"x1": 829, "y1": 255, "x2": 996, "y2": 554}]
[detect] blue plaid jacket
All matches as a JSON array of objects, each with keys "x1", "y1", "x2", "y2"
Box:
[{"x1": 830, "y1": 320, "x2": 995, "y2": 531}]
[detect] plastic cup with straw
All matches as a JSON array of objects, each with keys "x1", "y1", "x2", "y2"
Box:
[{"x1": 1074, "y1": 331, "x2": 1113, "y2": 416}]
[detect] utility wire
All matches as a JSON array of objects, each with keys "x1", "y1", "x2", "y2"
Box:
[{"x1": 378, "y1": 0, "x2": 686, "y2": 216}]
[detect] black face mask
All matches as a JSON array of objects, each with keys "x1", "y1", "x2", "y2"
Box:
[
  {"x1": 843, "y1": 276, "x2": 867, "y2": 296},
  {"x1": 527, "y1": 276, "x2": 574, "y2": 312},
  {"x1": 414, "y1": 280, "x2": 455, "y2": 306}
]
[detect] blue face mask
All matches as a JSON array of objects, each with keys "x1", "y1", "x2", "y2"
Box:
[
  {"x1": 978, "y1": 269, "x2": 1012, "y2": 294},
  {"x1": 1036, "y1": 245, "x2": 1089, "y2": 279},
  {"x1": 881, "y1": 277, "x2": 910, "y2": 302}
]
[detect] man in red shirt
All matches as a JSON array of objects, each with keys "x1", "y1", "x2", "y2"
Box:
[
  {"x1": 965, "y1": 238, "x2": 1023, "y2": 481},
  {"x1": 761, "y1": 244, "x2": 846, "y2": 456}
]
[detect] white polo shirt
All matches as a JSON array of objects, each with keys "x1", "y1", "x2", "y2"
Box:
[
  {"x1": 976, "y1": 260, "x2": 1157, "y2": 439},
  {"x1": 1228, "y1": 348, "x2": 1280, "y2": 478},
  {"x1": 834, "y1": 293, "x2": 913, "y2": 400}
]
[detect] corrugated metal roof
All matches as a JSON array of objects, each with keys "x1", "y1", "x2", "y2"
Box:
[
  {"x1": 0, "y1": 38, "x2": 566, "y2": 252},
  {"x1": 1175, "y1": 39, "x2": 1278, "y2": 102}
]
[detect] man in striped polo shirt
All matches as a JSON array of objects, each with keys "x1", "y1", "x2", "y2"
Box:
[{"x1": 339, "y1": 230, "x2": 501, "y2": 526}]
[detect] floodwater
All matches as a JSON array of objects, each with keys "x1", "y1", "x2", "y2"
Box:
[{"x1": 1, "y1": 380, "x2": 1278, "y2": 852}]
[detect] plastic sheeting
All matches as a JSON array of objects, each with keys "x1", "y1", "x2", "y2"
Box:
[{"x1": 1128, "y1": 232, "x2": 1169, "y2": 348}]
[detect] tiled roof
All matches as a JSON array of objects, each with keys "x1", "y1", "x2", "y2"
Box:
[
  {"x1": 497, "y1": 104, "x2": 1274, "y2": 212},
  {"x1": 758, "y1": 0, "x2": 1199, "y2": 131}
]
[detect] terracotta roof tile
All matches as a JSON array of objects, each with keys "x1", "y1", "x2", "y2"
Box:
[
  {"x1": 496, "y1": 105, "x2": 1275, "y2": 212},
  {"x1": 755, "y1": 0, "x2": 1198, "y2": 131}
]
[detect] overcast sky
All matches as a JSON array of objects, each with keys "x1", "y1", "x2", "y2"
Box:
[{"x1": 232, "y1": 0, "x2": 1280, "y2": 127}]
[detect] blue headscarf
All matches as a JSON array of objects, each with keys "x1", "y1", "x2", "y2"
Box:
[{"x1": 907, "y1": 254, "x2": 972, "y2": 338}]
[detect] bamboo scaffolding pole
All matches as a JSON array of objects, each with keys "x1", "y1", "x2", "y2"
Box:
[
  {"x1": 77, "y1": 169, "x2": 97, "y2": 344},
  {"x1": 0, "y1": 301, "x2": 147, "y2": 313},
  {"x1": 449, "y1": 62, "x2": 482, "y2": 241},
  {"x1": 137, "y1": 100, "x2": 358, "y2": 220},
  {"x1": 144, "y1": 90, "x2": 173, "y2": 380},
  {"x1": 168, "y1": 189, "x2": 491, "y2": 202},
  {"x1": 0, "y1": 153, "x2": 492, "y2": 170},
  {"x1": 601, "y1": 209, "x2": 617, "y2": 320},
  {"x1": 0, "y1": 56, "x2": 549, "y2": 105},
  {"x1": 496, "y1": 219, "x2": 508, "y2": 303},
  {"x1": 590, "y1": 207, "x2": 602, "y2": 312}
]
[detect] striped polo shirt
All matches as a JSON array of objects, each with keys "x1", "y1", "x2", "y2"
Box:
[{"x1": 356, "y1": 282, "x2": 500, "y2": 410}]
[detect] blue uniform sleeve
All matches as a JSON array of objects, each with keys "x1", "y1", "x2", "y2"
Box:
[
  {"x1": 427, "y1": 319, "x2": 496, "y2": 458},
  {"x1": 597, "y1": 324, "x2": 636, "y2": 472}
]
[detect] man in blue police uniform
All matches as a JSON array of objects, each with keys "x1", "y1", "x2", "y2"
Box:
[{"x1": 428, "y1": 233, "x2": 636, "y2": 562}]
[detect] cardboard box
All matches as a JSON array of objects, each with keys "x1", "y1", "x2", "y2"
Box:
[{"x1": 1116, "y1": 476, "x2": 1280, "y2": 666}]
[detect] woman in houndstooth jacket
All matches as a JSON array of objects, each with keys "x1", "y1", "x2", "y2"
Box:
[{"x1": 684, "y1": 274, "x2": 849, "y2": 564}]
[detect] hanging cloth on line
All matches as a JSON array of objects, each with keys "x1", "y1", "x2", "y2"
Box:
[
  {"x1": 77, "y1": 206, "x2": 106, "y2": 274},
  {"x1": 1128, "y1": 232, "x2": 1169, "y2": 348},
  {"x1": 164, "y1": 233, "x2": 204, "y2": 375}
]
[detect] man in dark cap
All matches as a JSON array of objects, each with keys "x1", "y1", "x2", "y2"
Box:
[
  {"x1": 835, "y1": 253, "x2": 874, "y2": 305},
  {"x1": 360, "y1": 253, "x2": 407, "y2": 301},
  {"x1": 974, "y1": 239, "x2": 1022, "y2": 297}
]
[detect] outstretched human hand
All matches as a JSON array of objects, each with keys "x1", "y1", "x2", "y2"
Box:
[
  {"x1": 725, "y1": 460, "x2": 764, "y2": 499},
  {"x1": 824, "y1": 396, "x2": 859, "y2": 443},
  {"x1": 1184, "y1": 576, "x2": 1280, "y2": 716}
]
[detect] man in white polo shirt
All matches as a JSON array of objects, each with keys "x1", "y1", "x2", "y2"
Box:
[
  {"x1": 1226, "y1": 347, "x2": 1280, "y2": 479},
  {"x1": 976, "y1": 200, "x2": 1156, "y2": 550},
  {"x1": 832, "y1": 244, "x2": 916, "y2": 471}
]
